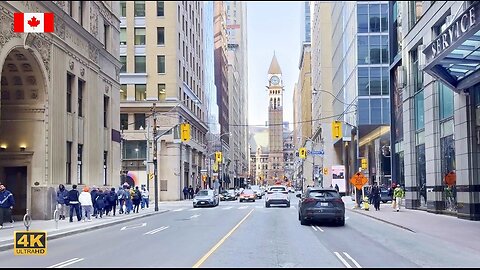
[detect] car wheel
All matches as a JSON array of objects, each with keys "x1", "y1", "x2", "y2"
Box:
[
  {"x1": 193, "y1": 205, "x2": 197, "y2": 208},
  {"x1": 300, "y1": 216, "x2": 309, "y2": 226},
  {"x1": 265, "y1": 202, "x2": 270, "y2": 208},
  {"x1": 253, "y1": 200, "x2": 255, "y2": 202},
  {"x1": 240, "y1": 199, "x2": 243, "y2": 203},
  {"x1": 286, "y1": 202, "x2": 290, "y2": 208},
  {"x1": 337, "y1": 218, "x2": 345, "y2": 226},
  {"x1": 298, "y1": 212, "x2": 301, "y2": 220}
]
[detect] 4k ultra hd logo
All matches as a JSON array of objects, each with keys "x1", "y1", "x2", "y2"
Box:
[{"x1": 14, "y1": 231, "x2": 47, "y2": 256}]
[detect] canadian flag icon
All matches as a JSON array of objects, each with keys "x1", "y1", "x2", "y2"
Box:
[{"x1": 14, "y1": 13, "x2": 54, "y2": 33}]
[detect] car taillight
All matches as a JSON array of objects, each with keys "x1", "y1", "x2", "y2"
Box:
[{"x1": 303, "y1": 198, "x2": 316, "y2": 203}]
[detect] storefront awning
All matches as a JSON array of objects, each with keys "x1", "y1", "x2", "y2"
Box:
[{"x1": 423, "y1": 2, "x2": 480, "y2": 92}]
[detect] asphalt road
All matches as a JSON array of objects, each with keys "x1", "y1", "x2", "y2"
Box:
[{"x1": 2, "y1": 195, "x2": 480, "y2": 268}]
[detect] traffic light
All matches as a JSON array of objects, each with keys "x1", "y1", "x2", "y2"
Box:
[
  {"x1": 180, "y1": 123, "x2": 191, "y2": 142},
  {"x1": 215, "y1": 151, "x2": 222, "y2": 162},
  {"x1": 332, "y1": 121, "x2": 342, "y2": 139},
  {"x1": 361, "y1": 158, "x2": 368, "y2": 170},
  {"x1": 299, "y1": 147, "x2": 307, "y2": 159}
]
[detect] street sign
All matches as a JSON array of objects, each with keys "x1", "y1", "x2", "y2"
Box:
[
  {"x1": 307, "y1": 150, "x2": 324, "y2": 156},
  {"x1": 444, "y1": 171, "x2": 456, "y2": 186},
  {"x1": 349, "y1": 172, "x2": 368, "y2": 190}
]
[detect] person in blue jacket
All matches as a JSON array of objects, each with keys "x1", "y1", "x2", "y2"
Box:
[{"x1": 0, "y1": 182, "x2": 15, "y2": 229}]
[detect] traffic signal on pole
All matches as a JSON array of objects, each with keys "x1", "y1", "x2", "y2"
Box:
[
  {"x1": 332, "y1": 120, "x2": 342, "y2": 139},
  {"x1": 215, "y1": 151, "x2": 222, "y2": 162},
  {"x1": 299, "y1": 147, "x2": 307, "y2": 159},
  {"x1": 180, "y1": 123, "x2": 191, "y2": 142}
]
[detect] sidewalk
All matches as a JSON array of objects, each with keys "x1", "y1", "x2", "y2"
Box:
[
  {"x1": 344, "y1": 197, "x2": 480, "y2": 252},
  {"x1": 0, "y1": 206, "x2": 169, "y2": 251}
]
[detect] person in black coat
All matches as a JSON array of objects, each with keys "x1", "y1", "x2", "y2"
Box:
[
  {"x1": 105, "y1": 187, "x2": 118, "y2": 216},
  {"x1": 67, "y1": 185, "x2": 81, "y2": 222},
  {"x1": 188, "y1": 185, "x2": 194, "y2": 200},
  {"x1": 132, "y1": 186, "x2": 142, "y2": 213},
  {"x1": 95, "y1": 189, "x2": 106, "y2": 218}
]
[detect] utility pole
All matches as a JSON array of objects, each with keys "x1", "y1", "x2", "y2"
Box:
[{"x1": 152, "y1": 103, "x2": 159, "y2": 211}]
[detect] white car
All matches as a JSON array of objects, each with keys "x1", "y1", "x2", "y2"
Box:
[{"x1": 265, "y1": 185, "x2": 290, "y2": 208}]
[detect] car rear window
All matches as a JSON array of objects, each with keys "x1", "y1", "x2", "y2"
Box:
[
  {"x1": 269, "y1": 187, "x2": 286, "y2": 192},
  {"x1": 308, "y1": 190, "x2": 340, "y2": 198},
  {"x1": 242, "y1": 189, "x2": 254, "y2": 195}
]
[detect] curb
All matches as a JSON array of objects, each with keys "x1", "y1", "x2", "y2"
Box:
[
  {"x1": 346, "y1": 208, "x2": 416, "y2": 233},
  {"x1": 0, "y1": 209, "x2": 169, "y2": 252}
]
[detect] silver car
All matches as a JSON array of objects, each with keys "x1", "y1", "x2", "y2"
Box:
[{"x1": 193, "y1": 189, "x2": 219, "y2": 208}]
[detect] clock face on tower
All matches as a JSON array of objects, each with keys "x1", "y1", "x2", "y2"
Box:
[{"x1": 270, "y1": 76, "x2": 280, "y2": 85}]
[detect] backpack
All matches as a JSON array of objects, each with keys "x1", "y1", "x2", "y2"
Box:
[{"x1": 133, "y1": 191, "x2": 140, "y2": 200}]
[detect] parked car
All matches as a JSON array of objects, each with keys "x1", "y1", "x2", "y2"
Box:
[
  {"x1": 239, "y1": 189, "x2": 256, "y2": 202},
  {"x1": 297, "y1": 187, "x2": 345, "y2": 226},
  {"x1": 265, "y1": 185, "x2": 290, "y2": 208},
  {"x1": 193, "y1": 189, "x2": 219, "y2": 208},
  {"x1": 220, "y1": 190, "x2": 237, "y2": 201},
  {"x1": 380, "y1": 186, "x2": 393, "y2": 203}
]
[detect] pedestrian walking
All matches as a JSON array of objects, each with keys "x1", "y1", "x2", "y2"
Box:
[
  {"x1": 90, "y1": 186, "x2": 99, "y2": 218},
  {"x1": 95, "y1": 189, "x2": 106, "y2": 218},
  {"x1": 79, "y1": 186, "x2": 93, "y2": 222},
  {"x1": 0, "y1": 183, "x2": 15, "y2": 229},
  {"x1": 188, "y1": 185, "x2": 194, "y2": 200},
  {"x1": 117, "y1": 186, "x2": 125, "y2": 214},
  {"x1": 132, "y1": 186, "x2": 141, "y2": 213},
  {"x1": 56, "y1": 184, "x2": 69, "y2": 220},
  {"x1": 141, "y1": 185, "x2": 149, "y2": 209},
  {"x1": 106, "y1": 187, "x2": 118, "y2": 216},
  {"x1": 334, "y1": 184, "x2": 339, "y2": 193},
  {"x1": 371, "y1": 182, "x2": 381, "y2": 211},
  {"x1": 124, "y1": 187, "x2": 132, "y2": 214},
  {"x1": 183, "y1": 186, "x2": 189, "y2": 200},
  {"x1": 67, "y1": 184, "x2": 81, "y2": 222},
  {"x1": 392, "y1": 184, "x2": 405, "y2": 212}
]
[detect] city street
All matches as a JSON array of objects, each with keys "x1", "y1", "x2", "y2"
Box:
[{"x1": 2, "y1": 196, "x2": 480, "y2": 268}]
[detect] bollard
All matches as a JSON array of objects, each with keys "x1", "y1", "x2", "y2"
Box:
[
  {"x1": 53, "y1": 209, "x2": 59, "y2": 230},
  {"x1": 23, "y1": 208, "x2": 32, "y2": 231}
]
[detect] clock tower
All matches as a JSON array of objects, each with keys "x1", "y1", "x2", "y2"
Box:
[{"x1": 266, "y1": 53, "x2": 284, "y2": 185}]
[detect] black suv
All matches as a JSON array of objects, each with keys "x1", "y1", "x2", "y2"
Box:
[{"x1": 297, "y1": 187, "x2": 345, "y2": 226}]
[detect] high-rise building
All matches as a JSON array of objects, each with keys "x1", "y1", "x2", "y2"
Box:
[
  {"x1": 119, "y1": 1, "x2": 208, "y2": 200},
  {"x1": 311, "y1": 1, "x2": 338, "y2": 189},
  {"x1": 203, "y1": 1, "x2": 220, "y2": 189},
  {"x1": 390, "y1": 1, "x2": 480, "y2": 220},
  {"x1": 0, "y1": 1, "x2": 121, "y2": 219},
  {"x1": 225, "y1": 1, "x2": 249, "y2": 186},
  {"x1": 214, "y1": 1, "x2": 230, "y2": 166},
  {"x1": 329, "y1": 1, "x2": 390, "y2": 193},
  {"x1": 266, "y1": 54, "x2": 284, "y2": 184}
]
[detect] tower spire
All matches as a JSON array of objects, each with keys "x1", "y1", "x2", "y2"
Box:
[{"x1": 268, "y1": 53, "x2": 282, "y2": 74}]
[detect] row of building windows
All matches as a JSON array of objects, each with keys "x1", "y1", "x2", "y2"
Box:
[
  {"x1": 358, "y1": 66, "x2": 389, "y2": 96},
  {"x1": 120, "y1": 84, "x2": 166, "y2": 102},
  {"x1": 120, "y1": 1, "x2": 165, "y2": 17},
  {"x1": 358, "y1": 34, "x2": 389, "y2": 65},
  {"x1": 120, "y1": 27, "x2": 165, "y2": 46},
  {"x1": 119, "y1": 55, "x2": 165, "y2": 74},
  {"x1": 358, "y1": 97, "x2": 390, "y2": 125},
  {"x1": 357, "y1": 3, "x2": 388, "y2": 33},
  {"x1": 67, "y1": 73, "x2": 110, "y2": 128},
  {"x1": 66, "y1": 142, "x2": 109, "y2": 186}
]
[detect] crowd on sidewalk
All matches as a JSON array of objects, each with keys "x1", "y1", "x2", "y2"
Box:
[{"x1": 57, "y1": 183, "x2": 150, "y2": 223}]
